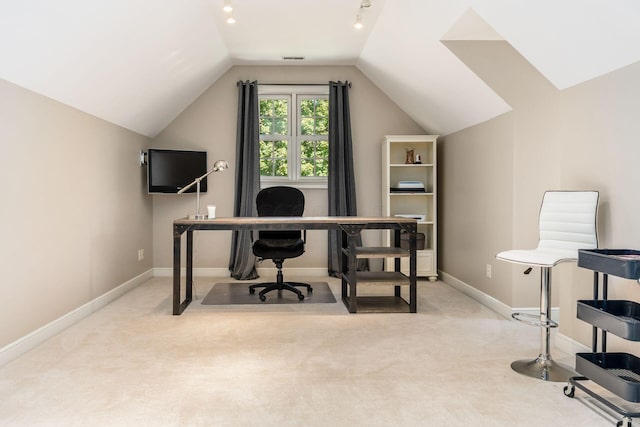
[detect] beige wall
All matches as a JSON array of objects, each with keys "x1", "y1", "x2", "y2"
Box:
[
  {"x1": 439, "y1": 111, "x2": 514, "y2": 304},
  {"x1": 152, "y1": 65, "x2": 426, "y2": 272},
  {"x1": 0, "y1": 79, "x2": 153, "y2": 348},
  {"x1": 439, "y1": 40, "x2": 640, "y2": 349}
]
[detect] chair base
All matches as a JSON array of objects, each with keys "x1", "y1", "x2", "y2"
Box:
[
  {"x1": 249, "y1": 281, "x2": 313, "y2": 302},
  {"x1": 511, "y1": 356, "x2": 575, "y2": 382}
]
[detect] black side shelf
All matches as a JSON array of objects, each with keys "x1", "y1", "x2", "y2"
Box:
[
  {"x1": 578, "y1": 249, "x2": 640, "y2": 280},
  {"x1": 576, "y1": 352, "x2": 640, "y2": 403},
  {"x1": 577, "y1": 300, "x2": 640, "y2": 341}
]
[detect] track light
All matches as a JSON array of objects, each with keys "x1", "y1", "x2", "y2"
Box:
[
  {"x1": 223, "y1": 0, "x2": 235, "y2": 24},
  {"x1": 353, "y1": 0, "x2": 371, "y2": 30},
  {"x1": 354, "y1": 14, "x2": 363, "y2": 30}
]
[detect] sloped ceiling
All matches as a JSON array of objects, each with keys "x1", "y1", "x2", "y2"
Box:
[{"x1": 1, "y1": 1, "x2": 639, "y2": 138}]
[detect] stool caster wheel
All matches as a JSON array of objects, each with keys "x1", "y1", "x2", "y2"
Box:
[
  {"x1": 298, "y1": 293, "x2": 305, "y2": 301},
  {"x1": 259, "y1": 295, "x2": 266, "y2": 302},
  {"x1": 563, "y1": 385, "x2": 575, "y2": 398}
]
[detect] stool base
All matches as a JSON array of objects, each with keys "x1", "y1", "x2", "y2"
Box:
[{"x1": 511, "y1": 357, "x2": 575, "y2": 382}]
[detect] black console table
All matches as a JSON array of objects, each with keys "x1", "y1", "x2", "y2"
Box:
[{"x1": 172, "y1": 216, "x2": 418, "y2": 315}]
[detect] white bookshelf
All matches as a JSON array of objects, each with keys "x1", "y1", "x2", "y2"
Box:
[{"x1": 382, "y1": 135, "x2": 438, "y2": 280}]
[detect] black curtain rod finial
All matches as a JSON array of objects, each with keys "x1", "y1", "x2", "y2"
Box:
[
  {"x1": 237, "y1": 80, "x2": 258, "y2": 86},
  {"x1": 329, "y1": 81, "x2": 352, "y2": 88}
]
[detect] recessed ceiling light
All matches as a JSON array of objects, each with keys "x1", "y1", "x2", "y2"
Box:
[{"x1": 223, "y1": 0, "x2": 233, "y2": 13}]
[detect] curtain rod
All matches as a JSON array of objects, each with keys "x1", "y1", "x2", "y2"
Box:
[{"x1": 257, "y1": 82, "x2": 352, "y2": 87}]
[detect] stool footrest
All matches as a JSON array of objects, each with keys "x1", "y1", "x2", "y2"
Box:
[{"x1": 512, "y1": 312, "x2": 558, "y2": 328}]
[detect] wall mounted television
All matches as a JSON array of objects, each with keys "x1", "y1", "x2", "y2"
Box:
[{"x1": 147, "y1": 149, "x2": 207, "y2": 194}]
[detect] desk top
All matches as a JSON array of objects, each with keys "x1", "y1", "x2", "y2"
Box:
[
  {"x1": 173, "y1": 216, "x2": 417, "y2": 232},
  {"x1": 174, "y1": 216, "x2": 416, "y2": 225}
]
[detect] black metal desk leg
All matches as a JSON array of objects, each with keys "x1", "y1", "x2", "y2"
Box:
[
  {"x1": 186, "y1": 230, "x2": 193, "y2": 302},
  {"x1": 341, "y1": 229, "x2": 348, "y2": 302},
  {"x1": 339, "y1": 223, "x2": 365, "y2": 314},
  {"x1": 409, "y1": 229, "x2": 417, "y2": 313},
  {"x1": 348, "y1": 232, "x2": 358, "y2": 313},
  {"x1": 173, "y1": 226, "x2": 193, "y2": 315},
  {"x1": 394, "y1": 229, "x2": 401, "y2": 272},
  {"x1": 173, "y1": 227, "x2": 182, "y2": 315}
]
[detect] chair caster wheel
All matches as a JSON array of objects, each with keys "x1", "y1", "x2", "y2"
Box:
[
  {"x1": 308, "y1": 287, "x2": 313, "y2": 293},
  {"x1": 298, "y1": 294, "x2": 305, "y2": 301},
  {"x1": 249, "y1": 288, "x2": 255, "y2": 295},
  {"x1": 563, "y1": 385, "x2": 575, "y2": 398},
  {"x1": 259, "y1": 295, "x2": 266, "y2": 302}
]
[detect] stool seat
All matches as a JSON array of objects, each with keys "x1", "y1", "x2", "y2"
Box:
[{"x1": 497, "y1": 248, "x2": 578, "y2": 267}]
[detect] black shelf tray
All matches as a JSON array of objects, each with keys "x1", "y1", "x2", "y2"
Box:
[
  {"x1": 578, "y1": 249, "x2": 640, "y2": 279},
  {"x1": 577, "y1": 300, "x2": 640, "y2": 341},
  {"x1": 576, "y1": 352, "x2": 640, "y2": 402}
]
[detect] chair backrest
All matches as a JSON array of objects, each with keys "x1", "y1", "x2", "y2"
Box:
[
  {"x1": 256, "y1": 186, "x2": 304, "y2": 240},
  {"x1": 537, "y1": 191, "x2": 598, "y2": 251}
]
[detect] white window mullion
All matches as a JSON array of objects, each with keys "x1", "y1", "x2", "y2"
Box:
[{"x1": 290, "y1": 93, "x2": 299, "y2": 181}]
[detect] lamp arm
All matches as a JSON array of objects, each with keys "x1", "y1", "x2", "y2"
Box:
[
  {"x1": 176, "y1": 160, "x2": 229, "y2": 219},
  {"x1": 176, "y1": 167, "x2": 220, "y2": 194}
]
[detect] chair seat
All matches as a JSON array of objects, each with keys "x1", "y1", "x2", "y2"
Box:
[
  {"x1": 496, "y1": 248, "x2": 578, "y2": 267},
  {"x1": 253, "y1": 238, "x2": 304, "y2": 259}
]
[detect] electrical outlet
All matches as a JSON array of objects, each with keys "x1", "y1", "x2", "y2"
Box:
[
  {"x1": 138, "y1": 249, "x2": 144, "y2": 261},
  {"x1": 486, "y1": 263, "x2": 492, "y2": 279}
]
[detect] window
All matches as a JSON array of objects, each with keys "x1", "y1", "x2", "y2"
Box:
[{"x1": 259, "y1": 86, "x2": 329, "y2": 188}]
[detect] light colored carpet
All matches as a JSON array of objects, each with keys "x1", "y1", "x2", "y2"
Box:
[{"x1": 0, "y1": 276, "x2": 620, "y2": 426}]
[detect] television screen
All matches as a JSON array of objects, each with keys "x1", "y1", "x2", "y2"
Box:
[{"x1": 147, "y1": 149, "x2": 208, "y2": 194}]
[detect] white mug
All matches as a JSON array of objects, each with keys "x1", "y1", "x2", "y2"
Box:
[{"x1": 207, "y1": 204, "x2": 217, "y2": 219}]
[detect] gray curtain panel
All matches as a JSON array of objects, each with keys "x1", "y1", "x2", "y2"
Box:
[
  {"x1": 228, "y1": 80, "x2": 260, "y2": 280},
  {"x1": 327, "y1": 81, "x2": 368, "y2": 276}
]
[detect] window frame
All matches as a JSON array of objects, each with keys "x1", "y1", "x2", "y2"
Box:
[{"x1": 258, "y1": 85, "x2": 329, "y2": 189}]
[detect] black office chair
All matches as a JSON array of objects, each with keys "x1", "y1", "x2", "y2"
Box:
[{"x1": 249, "y1": 186, "x2": 313, "y2": 301}]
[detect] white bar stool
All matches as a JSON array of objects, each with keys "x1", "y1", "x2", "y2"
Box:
[{"x1": 497, "y1": 191, "x2": 599, "y2": 382}]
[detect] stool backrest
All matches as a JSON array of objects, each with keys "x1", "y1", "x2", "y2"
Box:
[{"x1": 537, "y1": 191, "x2": 598, "y2": 251}]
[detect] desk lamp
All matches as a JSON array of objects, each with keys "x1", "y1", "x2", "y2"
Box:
[{"x1": 177, "y1": 160, "x2": 229, "y2": 219}]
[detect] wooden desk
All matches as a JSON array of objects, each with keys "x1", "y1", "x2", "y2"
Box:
[{"x1": 173, "y1": 216, "x2": 417, "y2": 314}]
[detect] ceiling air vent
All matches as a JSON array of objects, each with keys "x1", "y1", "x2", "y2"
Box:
[{"x1": 282, "y1": 56, "x2": 305, "y2": 61}]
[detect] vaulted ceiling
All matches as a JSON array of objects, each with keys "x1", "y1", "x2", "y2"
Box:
[{"x1": 1, "y1": 1, "x2": 639, "y2": 138}]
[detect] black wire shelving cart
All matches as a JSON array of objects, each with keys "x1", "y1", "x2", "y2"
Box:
[{"x1": 564, "y1": 249, "x2": 640, "y2": 427}]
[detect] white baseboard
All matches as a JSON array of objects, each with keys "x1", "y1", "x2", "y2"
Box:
[
  {"x1": 438, "y1": 270, "x2": 559, "y2": 322},
  {"x1": 0, "y1": 269, "x2": 153, "y2": 367},
  {"x1": 153, "y1": 267, "x2": 329, "y2": 278},
  {"x1": 555, "y1": 331, "x2": 591, "y2": 355},
  {"x1": 439, "y1": 270, "x2": 514, "y2": 320},
  {"x1": 439, "y1": 270, "x2": 582, "y2": 348},
  {"x1": 153, "y1": 267, "x2": 229, "y2": 277}
]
